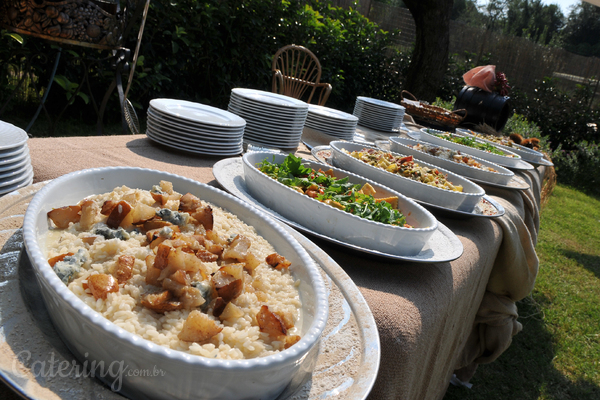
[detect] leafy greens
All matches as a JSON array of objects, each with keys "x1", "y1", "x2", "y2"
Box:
[{"x1": 257, "y1": 154, "x2": 409, "y2": 227}]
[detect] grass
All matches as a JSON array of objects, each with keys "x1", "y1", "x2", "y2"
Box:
[{"x1": 444, "y1": 184, "x2": 600, "y2": 400}]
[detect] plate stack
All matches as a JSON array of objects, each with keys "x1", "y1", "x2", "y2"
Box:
[
  {"x1": 228, "y1": 88, "x2": 308, "y2": 149},
  {"x1": 353, "y1": 96, "x2": 405, "y2": 133},
  {"x1": 304, "y1": 104, "x2": 358, "y2": 140},
  {"x1": 0, "y1": 120, "x2": 33, "y2": 196},
  {"x1": 146, "y1": 99, "x2": 246, "y2": 156}
]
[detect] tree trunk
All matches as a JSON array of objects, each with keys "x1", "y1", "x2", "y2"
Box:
[{"x1": 402, "y1": 0, "x2": 453, "y2": 103}]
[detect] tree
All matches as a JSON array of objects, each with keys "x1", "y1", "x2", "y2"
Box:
[
  {"x1": 562, "y1": 2, "x2": 600, "y2": 57},
  {"x1": 402, "y1": 0, "x2": 454, "y2": 102},
  {"x1": 503, "y1": 0, "x2": 564, "y2": 45}
]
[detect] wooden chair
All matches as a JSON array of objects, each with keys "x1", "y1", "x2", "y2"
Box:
[{"x1": 271, "y1": 44, "x2": 332, "y2": 106}]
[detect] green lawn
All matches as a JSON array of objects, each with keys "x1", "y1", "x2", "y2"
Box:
[{"x1": 444, "y1": 185, "x2": 600, "y2": 399}]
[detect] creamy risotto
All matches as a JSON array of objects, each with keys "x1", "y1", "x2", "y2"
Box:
[{"x1": 44, "y1": 181, "x2": 302, "y2": 360}]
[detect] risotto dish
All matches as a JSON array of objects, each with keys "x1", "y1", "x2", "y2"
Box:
[{"x1": 44, "y1": 180, "x2": 303, "y2": 360}]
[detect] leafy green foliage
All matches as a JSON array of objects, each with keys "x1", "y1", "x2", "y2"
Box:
[
  {"x1": 130, "y1": 0, "x2": 408, "y2": 112},
  {"x1": 550, "y1": 141, "x2": 600, "y2": 196},
  {"x1": 562, "y1": 2, "x2": 600, "y2": 57},
  {"x1": 512, "y1": 77, "x2": 600, "y2": 150}
]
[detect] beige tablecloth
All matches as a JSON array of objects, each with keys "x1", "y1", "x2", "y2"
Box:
[{"x1": 0, "y1": 133, "x2": 549, "y2": 400}]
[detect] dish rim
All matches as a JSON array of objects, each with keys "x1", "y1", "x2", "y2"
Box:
[
  {"x1": 419, "y1": 128, "x2": 522, "y2": 160},
  {"x1": 242, "y1": 151, "x2": 439, "y2": 234},
  {"x1": 389, "y1": 136, "x2": 514, "y2": 178},
  {"x1": 329, "y1": 140, "x2": 486, "y2": 198},
  {"x1": 22, "y1": 166, "x2": 329, "y2": 371}
]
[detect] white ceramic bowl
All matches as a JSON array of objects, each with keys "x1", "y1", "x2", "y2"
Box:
[
  {"x1": 23, "y1": 167, "x2": 328, "y2": 400},
  {"x1": 329, "y1": 141, "x2": 486, "y2": 212},
  {"x1": 419, "y1": 128, "x2": 523, "y2": 167},
  {"x1": 242, "y1": 152, "x2": 438, "y2": 256},
  {"x1": 455, "y1": 128, "x2": 545, "y2": 163},
  {"x1": 389, "y1": 136, "x2": 514, "y2": 185}
]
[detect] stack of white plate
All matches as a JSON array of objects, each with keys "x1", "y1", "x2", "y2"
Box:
[
  {"x1": 304, "y1": 104, "x2": 358, "y2": 140},
  {"x1": 353, "y1": 96, "x2": 405, "y2": 132},
  {"x1": 146, "y1": 99, "x2": 246, "y2": 156},
  {"x1": 0, "y1": 120, "x2": 33, "y2": 196},
  {"x1": 227, "y1": 88, "x2": 308, "y2": 148}
]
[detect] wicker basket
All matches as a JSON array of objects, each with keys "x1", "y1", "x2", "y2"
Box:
[{"x1": 400, "y1": 91, "x2": 466, "y2": 129}]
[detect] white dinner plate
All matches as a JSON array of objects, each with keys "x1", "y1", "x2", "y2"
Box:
[
  {"x1": 146, "y1": 129, "x2": 243, "y2": 156},
  {"x1": 0, "y1": 171, "x2": 33, "y2": 195},
  {"x1": 0, "y1": 143, "x2": 28, "y2": 160},
  {"x1": 308, "y1": 105, "x2": 359, "y2": 122},
  {"x1": 0, "y1": 147, "x2": 30, "y2": 167},
  {"x1": 147, "y1": 116, "x2": 244, "y2": 143},
  {"x1": 228, "y1": 97, "x2": 309, "y2": 118},
  {"x1": 0, "y1": 152, "x2": 30, "y2": 173},
  {"x1": 146, "y1": 126, "x2": 242, "y2": 151},
  {"x1": 355, "y1": 97, "x2": 404, "y2": 110},
  {"x1": 231, "y1": 88, "x2": 309, "y2": 109},
  {"x1": 0, "y1": 120, "x2": 28, "y2": 150},
  {"x1": 305, "y1": 118, "x2": 357, "y2": 131},
  {"x1": 147, "y1": 108, "x2": 245, "y2": 136},
  {"x1": 0, "y1": 162, "x2": 32, "y2": 181},
  {"x1": 227, "y1": 108, "x2": 307, "y2": 129},
  {"x1": 149, "y1": 99, "x2": 246, "y2": 128},
  {"x1": 212, "y1": 157, "x2": 464, "y2": 263}
]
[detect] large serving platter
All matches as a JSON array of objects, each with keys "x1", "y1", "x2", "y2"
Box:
[
  {"x1": 213, "y1": 157, "x2": 464, "y2": 263},
  {"x1": 22, "y1": 167, "x2": 329, "y2": 400},
  {"x1": 414, "y1": 128, "x2": 534, "y2": 170},
  {"x1": 455, "y1": 128, "x2": 547, "y2": 164},
  {"x1": 243, "y1": 152, "x2": 438, "y2": 256},
  {"x1": 311, "y1": 144, "x2": 508, "y2": 215},
  {"x1": 372, "y1": 141, "x2": 530, "y2": 191},
  {"x1": 389, "y1": 136, "x2": 514, "y2": 185},
  {"x1": 329, "y1": 141, "x2": 486, "y2": 212},
  {"x1": 0, "y1": 181, "x2": 380, "y2": 400}
]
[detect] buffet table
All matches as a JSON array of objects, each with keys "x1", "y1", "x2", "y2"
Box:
[{"x1": 0, "y1": 131, "x2": 549, "y2": 400}]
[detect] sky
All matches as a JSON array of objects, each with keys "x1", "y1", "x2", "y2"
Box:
[
  {"x1": 545, "y1": 0, "x2": 582, "y2": 14},
  {"x1": 479, "y1": 0, "x2": 587, "y2": 15}
]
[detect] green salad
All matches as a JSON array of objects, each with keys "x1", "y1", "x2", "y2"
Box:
[
  {"x1": 427, "y1": 129, "x2": 511, "y2": 156},
  {"x1": 257, "y1": 154, "x2": 411, "y2": 227}
]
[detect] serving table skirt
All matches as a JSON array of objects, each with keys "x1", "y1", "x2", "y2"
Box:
[{"x1": 0, "y1": 134, "x2": 548, "y2": 400}]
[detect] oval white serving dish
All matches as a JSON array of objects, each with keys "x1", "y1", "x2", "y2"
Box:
[
  {"x1": 455, "y1": 128, "x2": 545, "y2": 163},
  {"x1": 419, "y1": 128, "x2": 523, "y2": 167},
  {"x1": 389, "y1": 136, "x2": 514, "y2": 185},
  {"x1": 329, "y1": 141, "x2": 486, "y2": 212},
  {"x1": 242, "y1": 152, "x2": 438, "y2": 257},
  {"x1": 22, "y1": 167, "x2": 328, "y2": 400}
]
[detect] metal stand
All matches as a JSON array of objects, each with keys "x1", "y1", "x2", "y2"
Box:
[{"x1": 0, "y1": 0, "x2": 150, "y2": 135}]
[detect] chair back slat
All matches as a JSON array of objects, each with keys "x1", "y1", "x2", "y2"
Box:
[{"x1": 271, "y1": 44, "x2": 331, "y2": 106}]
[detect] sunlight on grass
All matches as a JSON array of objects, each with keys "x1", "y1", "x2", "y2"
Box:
[{"x1": 444, "y1": 184, "x2": 600, "y2": 400}]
